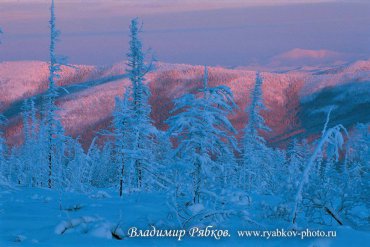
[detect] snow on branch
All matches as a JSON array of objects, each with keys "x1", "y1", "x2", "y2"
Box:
[{"x1": 291, "y1": 124, "x2": 348, "y2": 228}]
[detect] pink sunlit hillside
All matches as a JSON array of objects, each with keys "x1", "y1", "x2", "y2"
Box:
[{"x1": 2, "y1": 59, "x2": 369, "y2": 148}]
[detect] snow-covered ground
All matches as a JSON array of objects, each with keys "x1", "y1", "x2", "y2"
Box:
[{"x1": 1, "y1": 187, "x2": 369, "y2": 247}]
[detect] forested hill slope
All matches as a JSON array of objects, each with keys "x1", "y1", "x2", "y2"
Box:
[{"x1": 1, "y1": 59, "x2": 369, "y2": 148}]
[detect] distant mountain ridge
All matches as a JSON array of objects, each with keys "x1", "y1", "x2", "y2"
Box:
[
  {"x1": 270, "y1": 48, "x2": 347, "y2": 67},
  {"x1": 1, "y1": 58, "x2": 369, "y2": 148},
  {"x1": 237, "y1": 48, "x2": 363, "y2": 73}
]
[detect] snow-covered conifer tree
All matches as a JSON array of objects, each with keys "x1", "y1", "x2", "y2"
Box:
[
  {"x1": 65, "y1": 139, "x2": 90, "y2": 192},
  {"x1": 112, "y1": 88, "x2": 135, "y2": 195},
  {"x1": 285, "y1": 138, "x2": 305, "y2": 192},
  {"x1": 245, "y1": 73, "x2": 270, "y2": 136},
  {"x1": 18, "y1": 97, "x2": 50, "y2": 187},
  {"x1": 40, "y1": 0, "x2": 67, "y2": 188},
  {"x1": 21, "y1": 99, "x2": 35, "y2": 186},
  {"x1": 88, "y1": 140, "x2": 104, "y2": 188},
  {"x1": 123, "y1": 18, "x2": 157, "y2": 190},
  {"x1": 167, "y1": 66, "x2": 238, "y2": 204},
  {"x1": 241, "y1": 72, "x2": 272, "y2": 192}
]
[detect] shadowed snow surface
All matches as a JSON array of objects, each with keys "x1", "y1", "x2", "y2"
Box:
[{"x1": 0, "y1": 187, "x2": 369, "y2": 246}]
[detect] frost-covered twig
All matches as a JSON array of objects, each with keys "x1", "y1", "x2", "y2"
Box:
[{"x1": 321, "y1": 106, "x2": 334, "y2": 136}]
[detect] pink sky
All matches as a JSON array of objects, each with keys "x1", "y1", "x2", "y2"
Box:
[{"x1": 0, "y1": 0, "x2": 369, "y2": 66}]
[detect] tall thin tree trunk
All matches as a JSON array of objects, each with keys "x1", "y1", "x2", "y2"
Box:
[
  {"x1": 119, "y1": 153, "x2": 124, "y2": 197},
  {"x1": 193, "y1": 155, "x2": 201, "y2": 204},
  {"x1": 136, "y1": 159, "x2": 142, "y2": 189},
  {"x1": 48, "y1": 151, "x2": 52, "y2": 188},
  {"x1": 48, "y1": 126, "x2": 53, "y2": 188},
  {"x1": 135, "y1": 129, "x2": 142, "y2": 189}
]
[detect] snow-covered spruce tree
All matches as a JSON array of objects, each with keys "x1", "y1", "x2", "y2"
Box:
[
  {"x1": 122, "y1": 18, "x2": 157, "y2": 190},
  {"x1": 63, "y1": 138, "x2": 91, "y2": 192},
  {"x1": 86, "y1": 138, "x2": 111, "y2": 188},
  {"x1": 112, "y1": 83, "x2": 166, "y2": 194},
  {"x1": 86, "y1": 138, "x2": 101, "y2": 187},
  {"x1": 20, "y1": 98, "x2": 41, "y2": 186},
  {"x1": 151, "y1": 130, "x2": 173, "y2": 188},
  {"x1": 40, "y1": 0, "x2": 67, "y2": 189},
  {"x1": 285, "y1": 138, "x2": 306, "y2": 195},
  {"x1": 241, "y1": 72, "x2": 272, "y2": 193},
  {"x1": 21, "y1": 99, "x2": 32, "y2": 186},
  {"x1": 112, "y1": 88, "x2": 135, "y2": 195},
  {"x1": 167, "y1": 66, "x2": 238, "y2": 205}
]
